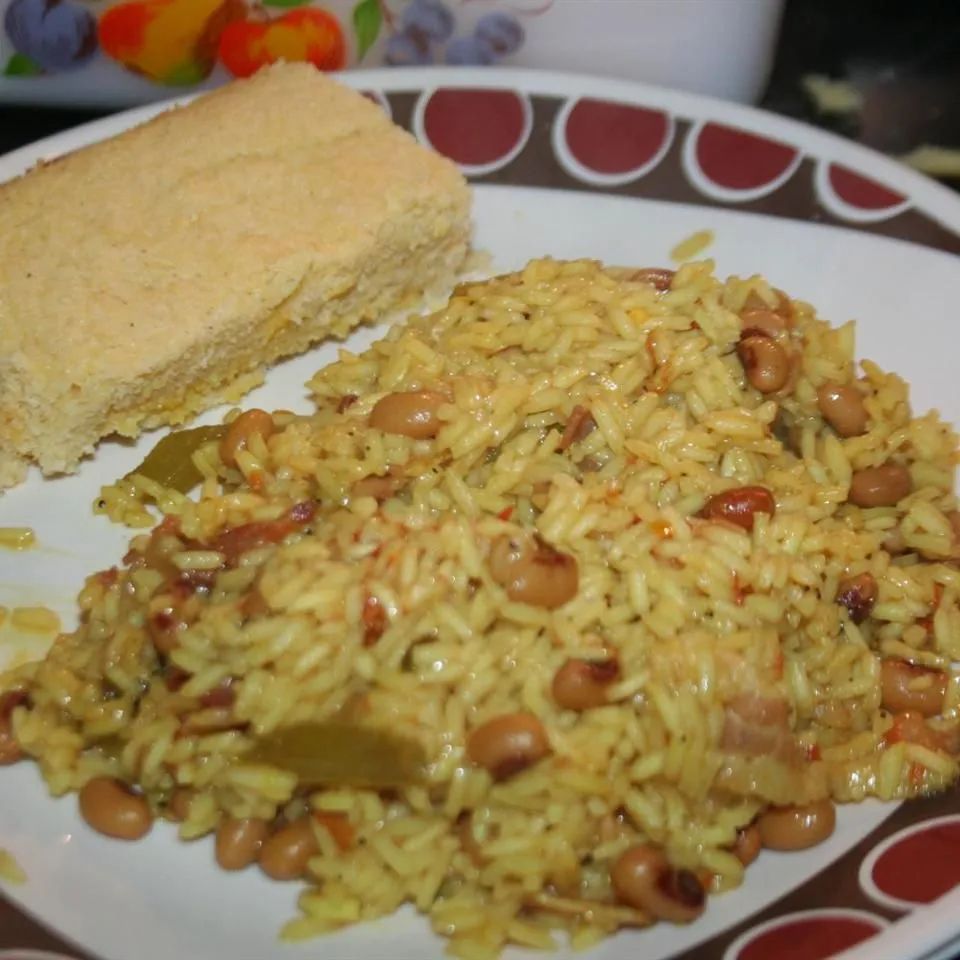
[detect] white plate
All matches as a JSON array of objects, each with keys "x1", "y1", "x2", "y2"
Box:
[{"x1": 1, "y1": 68, "x2": 960, "y2": 960}]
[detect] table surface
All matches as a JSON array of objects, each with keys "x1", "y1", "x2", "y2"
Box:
[{"x1": 0, "y1": 1, "x2": 957, "y2": 959}]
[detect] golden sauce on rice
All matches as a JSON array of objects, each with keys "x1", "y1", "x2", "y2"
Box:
[{"x1": 2, "y1": 259, "x2": 959, "y2": 957}]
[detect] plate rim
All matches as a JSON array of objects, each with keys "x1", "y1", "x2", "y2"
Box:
[{"x1": 1, "y1": 66, "x2": 959, "y2": 245}]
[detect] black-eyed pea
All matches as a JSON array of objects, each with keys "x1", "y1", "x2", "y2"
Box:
[
  {"x1": 167, "y1": 788, "x2": 196, "y2": 822},
  {"x1": 466, "y1": 712, "x2": 550, "y2": 781},
  {"x1": 216, "y1": 817, "x2": 269, "y2": 871},
  {"x1": 78, "y1": 777, "x2": 153, "y2": 841},
  {"x1": 610, "y1": 845, "x2": 705, "y2": 923},
  {"x1": 880, "y1": 659, "x2": 947, "y2": 718},
  {"x1": 258, "y1": 817, "x2": 318, "y2": 880},
  {"x1": 551, "y1": 658, "x2": 620, "y2": 711},
  {"x1": 699, "y1": 486, "x2": 775, "y2": 533},
  {"x1": 487, "y1": 534, "x2": 578, "y2": 609},
  {"x1": 732, "y1": 823, "x2": 762, "y2": 867},
  {"x1": 737, "y1": 336, "x2": 790, "y2": 394},
  {"x1": 836, "y1": 572, "x2": 878, "y2": 624},
  {"x1": 219, "y1": 409, "x2": 275, "y2": 468},
  {"x1": 848, "y1": 463, "x2": 912, "y2": 508},
  {"x1": 817, "y1": 382, "x2": 868, "y2": 438},
  {"x1": 757, "y1": 799, "x2": 835, "y2": 851},
  {"x1": 369, "y1": 390, "x2": 446, "y2": 439}
]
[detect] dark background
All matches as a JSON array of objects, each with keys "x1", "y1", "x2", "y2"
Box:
[
  {"x1": 762, "y1": 0, "x2": 960, "y2": 185},
  {"x1": 2, "y1": 0, "x2": 959, "y2": 194}
]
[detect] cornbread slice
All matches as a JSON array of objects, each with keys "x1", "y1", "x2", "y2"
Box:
[{"x1": 0, "y1": 63, "x2": 470, "y2": 491}]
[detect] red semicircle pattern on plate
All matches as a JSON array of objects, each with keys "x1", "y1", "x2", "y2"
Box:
[
  {"x1": 422, "y1": 88, "x2": 527, "y2": 167},
  {"x1": 732, "y1": 914, "x2": 882, "y2": 960},
  {"x1": 564, "y1": 99, "x2": 670, "y2": 175},
  {"x1": 696, "y1": 123, "x2": 798, "y2": 191},
  {"x1": 871, "y1": 820, "x2": 960, "y2": 904},
  {"x1": 828, "y1": 164, "x2": 905, "y2": 210}
]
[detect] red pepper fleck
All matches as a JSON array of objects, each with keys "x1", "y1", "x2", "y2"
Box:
[
  {"x1": 885, "y1": 711, "x2": 940, "y2": 750},
  {"x1": 151, "y1": 610, "x2": 176, "y2": 632},
  {"x1": 208, "y1": 501, "x2": 315, "y2": 567},
  {"x1": 240, "y1": 586, "x2": 269, "y2": 621},
  {"x1": 157, "y1": 515, "x2": 181, "y2": 535},
  {"x1": 558, "y1": 405, "x2": 597, "y2": 452},
  {"x1": 914, "y1": 590, "x2": 942, "y2": 638},
  {"x1": 165, "y1": 667, "x2": 190, "y2": 692},
  {"x1": 732, "y1": 574, "x2": 753, "y2": 606},
  {"x1": 313, "y1": 811, "x2": 354, "y2": 851},
  {"x1": 175, "y1": 569, "x2": 219, "y2": 591},
  {"x1": 198, "y1": 678, "x2": 236, "y2": 708},
  {"x1": 211, "y1": 519, "x2": 296, "y2": 566},
  {"x1": 170, "y1": 578, "x2": 198, "y2": 601},
  {"x1": 498, "y1": 506, "x2": 514, "y2": 521},
  {"x1": 288, "y1": 500, "x2": 317, "y2": 524},
  {"x1": 645, "y1": 332, "x2": 658, "y2": 368},
  {"x1": 96, "y1": 567, "x2": 120, "y2": 586},
  {"x1": 772, "y1": 650, "x2": 784, "y2": 679},
  {"x1": 362, "y1": 595, "x2": 388, "y2": 646},
  {"x1": 933, "y1": 583, "x2": 944, "y2": 611}
]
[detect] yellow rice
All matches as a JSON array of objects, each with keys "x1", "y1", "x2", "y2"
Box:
[
  {"x1": 670, "y1": 230, "x2": 714, "y2": 262},
  {"x1": 3, "y1": 258, "x2": 960, "y2": 958},
  {"x1": 0, "y1": 526, "x2": 35, "y2": 550},
  {"x1": 9, "y1": 606, "x2": 60, "y2": 635}
]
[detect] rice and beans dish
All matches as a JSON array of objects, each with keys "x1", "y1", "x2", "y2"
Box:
[{"x1": 2, "y1": 258, "x2": 959, "y2": 957}]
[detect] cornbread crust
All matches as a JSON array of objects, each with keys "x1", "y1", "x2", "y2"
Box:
[{"x1": 0, "y1": 63, "x2": 471, "y2": 490}]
